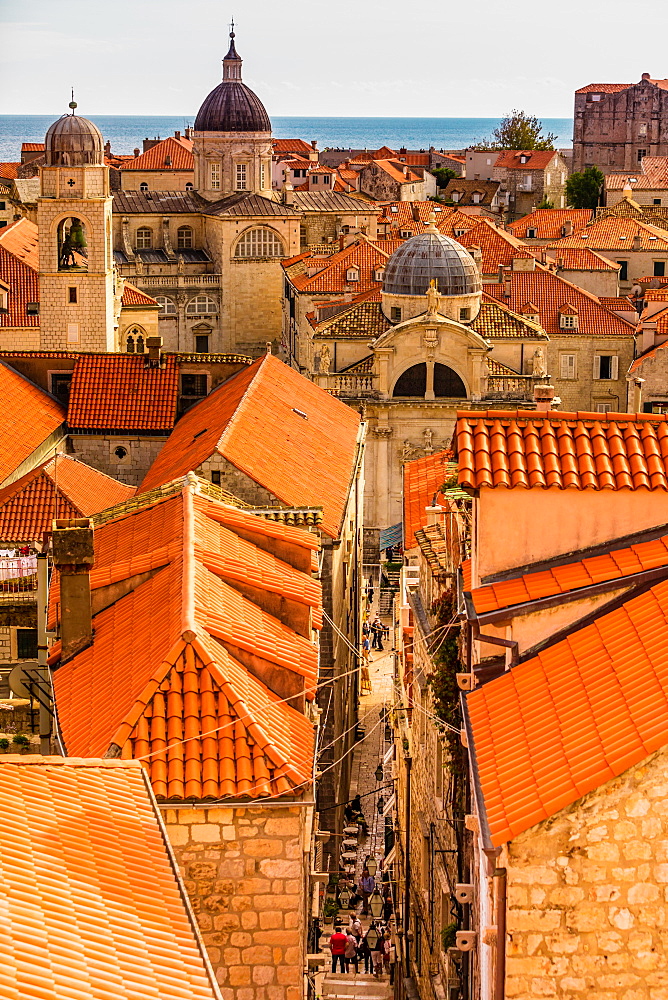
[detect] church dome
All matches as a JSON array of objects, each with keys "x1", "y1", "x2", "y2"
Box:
[
  {"x1": 45, "y1": 103, "x2": 104, "y2": 166},
  {"x1": 383, "y1": 221, "x2": 481, "y2": 297},
  {"x1": 194, "y1": 30, "x2": 271, "y2": 133}
]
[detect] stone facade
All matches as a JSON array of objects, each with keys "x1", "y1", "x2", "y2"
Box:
[
  {"x1": 68, "y1": 433, "x2": 167, "y2": 486},
  {"x1": 493, "y1": 152, "x2": 569, "y2": 220},
  {"x1": 493, "y1": 746, "x2": 668, "y2": 998},
  {"x1": 549, "y1": 331, "x2": 634, "y2": 413},
  {"x1": 162, "y1": 804, "x2": 310, "y2": 1000},
  {"x1": 573, "y1": 75, "x2": 668, "y2": 174}
]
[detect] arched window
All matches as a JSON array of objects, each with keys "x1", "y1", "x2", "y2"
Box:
[
  {"x1": 57, "y1": 217, "x2": 88, "y2": 272},
  {"x1": 186, "y1": 294, "x2": 217, "y2": 315},
  {"x1": 155, "y1": 295, "x2": 177, "y2": 315},
  {"x1": 185, "y1": 182, "x2": 194, "y2": 191},
  {"x1": 177, "y1": 226, "x2": 193, "y2": 249},
  {"x1": 392, "y1": 363, "x2": 466, "y2": 398},
  {"x1": 125, "y1": 327, "x2": 145, "y2": 353},
  {"x1": 136, "y1": 227, "x2": 152, "y2": 249},
  {"x1": 140, "y1": 182, "x2": 149, "y2": 193},
  {"x1": 234, "y1": 227, "x2": 285, "y2": 259}
]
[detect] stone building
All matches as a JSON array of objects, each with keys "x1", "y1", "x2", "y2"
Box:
[
  {"x1": 357, "y1": 158, "x2": 435, "y2": 201},
  {"x1": 507, "y1": 208, "x2": 593, "y2": 244},
  {"x1": 546, "y1": 214, "x2": 668, "y2": 289},
  {"x1": 573, "y1": 74, "x2": 668, "y2": 174},
  {"x1": 492, "y1": 150, "x2": 570, "y2": 219},
  {"x1": 604, "y1": 157, "x2": 668, "y2": 208}
]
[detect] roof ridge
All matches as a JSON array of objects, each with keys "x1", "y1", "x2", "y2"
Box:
[{"x1": 182, "y1": 478, "x2": 197, "y2": 637}]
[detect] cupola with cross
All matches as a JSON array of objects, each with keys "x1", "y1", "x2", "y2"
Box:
[
  {"x1": 193, "y1": 23, "x2": 273, "y2": 200},
  {"x1": 37, "y1": 96, "x2": 117, "y2": 351}
]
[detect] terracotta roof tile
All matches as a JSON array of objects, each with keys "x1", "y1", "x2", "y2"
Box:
[
  {"x1": 403, "y1": 450, "x2": 453, "y2": 547},
  {"x1": 0, "y1": 162, "x2": 20, "y2": 179},
  {"x1": 0, "y1": 361, "x2": 65, "y2": 483},
  {"x1": 313, "y1": 296, "x2": 390, "y2": 339},
  {"x1": 139, "y1": 354, "x2": 360, "y2": 539},
  {"x1": 67, "y1": 354, "x2": 179, "y2": 430},
  {"x1": 456, "y1": 410, "x2": 668, "y2": 491},
  {"x1": 0, "y1": 217, "x2": 40, "y2": 269},
  {"x1": 0, "y1": 245, "x2": 40, "y2": 329},
  {"x1": 272, "y1": 138, "x2": 315, "y2": 156},
  {"x1": 459, "y1": 219, "x2": 534, "y2": 274},
  {"x1": 547, "y1": 215, "x2": 668, "y2": 251},
  {"x1": 508, "y1": 209, "x2": 592, "y2": 240},
  {"x1": 52, "y1": 486, "x2": 317, "y2": 800},
  {"x1": 467, "y1": 577, "x2": 668, "y2": 845},
  {"x1": 576, "y1": 83, "x2": 631, "y2": 93},
  {"x1": 122, "y1": 135, "x2": 194, "y2": 171},
  {"x1": 494, "y1": 150, "x2": 557, "y2": 171},
  {"x1": 0, "y1": 756, "x2": 221, "y2": 999},
  {"x1": 473, "y1": 297, "x2": 548, "y2": 340},
  {"x1": 287, "y1": 239, "x2": 391, "y2": 294},
  {"x1": 121, "y1": 282, "x2": 159, "y2": 307},
  {"x1": 546, "y1": 247, "x2": 619, "y2": 271},
  {"x1": 0, "y1": 454, "x2": 134, "y2": 542}
]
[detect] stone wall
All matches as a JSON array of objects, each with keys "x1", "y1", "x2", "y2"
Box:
[
  {"x1": 547, "y1": 331, "x2": 634, "y2": 413},
  {"x1": 69, "y1": 433, "x2": 167, "y2": 486},
  {"x1": 162, "y1": 804, "x2": 310, "y2": 1000},
  {"x1": 501, "y1": 745, "x2": 668, "y2": 998}
]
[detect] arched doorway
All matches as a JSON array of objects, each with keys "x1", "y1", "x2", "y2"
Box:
[{"x1": 392, "y1": 363, "x2": 466, "y2": 398}]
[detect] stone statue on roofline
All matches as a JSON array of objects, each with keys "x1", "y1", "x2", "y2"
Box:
[
  {"x1": 423, "y1": 427, "x2": 433, "y2": 452},
  {"x1": 426, "y1": 279, "x2": 441, "y2": 317},
  {"x1": 532, "y1": 347, "x2": 547, "y2": 377},
  {"x1": 319, "y1": 343, "x2": 332, "y2": 373}
]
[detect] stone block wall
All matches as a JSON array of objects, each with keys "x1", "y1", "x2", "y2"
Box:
[
  {"x1": 162, "y1": 804, "x2": 309, "y2": 1000},
  {"x1": 501, "y1": 746, "x2": 668, "y2": 998},
  {"x1": 69, "y1": 433, "x2": 166, "y2": 486}
]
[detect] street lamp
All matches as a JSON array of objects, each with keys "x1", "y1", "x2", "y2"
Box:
[
  {"x1": 374, "y1": 762, "x2": 384, "y2": 781},
  {"x1": 369, "y1": 889, "x2": 384, "y2": 919},
  {"x1": 338, "y1": 885, "x2": 351, "y2": 909},
  {"x1": 377, "y1": 795, "x2": 385, "y2": 815},
  {"x1": 366, "y1": 856, "x2": 378, "y2": 876}
]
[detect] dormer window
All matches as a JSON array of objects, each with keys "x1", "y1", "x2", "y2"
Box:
[
  {"x1": 391, "y1": 206, "x2": 398, "y2": 213},
  {"x1": 520, "y1": 155, "x2": 528, "y2": 164},
  {"x1": 374, "y1": 268, "x2": 385, "y2": 282},
  {"x1": 400, "y1": 230, "x2": 412, "y2": 238},
  {"x1": 451, "y1": 191, "x2": 460, "y2": 203},
  {"x1": 527, "y1": 227, "x2": 537, "y2": 238},
  {"x1": 346, "y1": 267, "x2": 360, "y2": 282},
  {"x1": 559, "y1": 305, "x2": 579, "y2": 329},
  {"x1": 454, "y1": 228, "x2": 465, "y2": 237},
  {"x1": 140, "y1": 182, "x2": 149, "y2": 193}
]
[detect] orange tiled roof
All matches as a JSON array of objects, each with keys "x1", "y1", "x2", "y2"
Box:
[
  {"x1": 363, "y1": 159, "x2": 422, "y2": 185},
  {"x1": 52, "y1": 484, "x2": 317, "y2": 800},
  {"x1": 547, "y1": 215, "x2": 668, "y2": 251},
  {"x1": 121, "y1": 282, "x2": 159, "y2": 307},
  {"x1": 548, "y1": 247, "x2": 620, "y2": 271},
  {"x1": 272, "y1": 138, "x2": 315, "y2": 156},
  {"x1": 403, "y1": 449, "x2": 452, "y2": 547},
  {"x1": 576, "y1": 82, "x2": 631, "y2": 93},
  {"x1": 605, "y1": 157, "x2": 668, "y2": 190},
  {"x1": 0, "y1": 217, "x2": 39, "y2": 269},
  {"x1": 287, "y1": 238, "x2": 391, "y2": 294},
  {"x1": 139, "y1": 354, "x2": 360, "y2": 538},
  {"x1": 508, "y1": 209, "x2": 592, "y2": 240},
  {"x1": 0, "y1": 361, "x2": 65, "y2": 483},
  {"x1": 494, "y1": 150, "x2": 556, "y2": 171},
  {"x1": 0, "y1": 756, "x2": 221, "y2": 999},
  {"x1": 484, "y1": 263, "x2": 634, "y2": 337},
  {"x1": 459, "y1": 218, "x2": 534, "y2": 273},
  {"x1": 122, "y1": 135, "x2": 194, "y2": 171},
  {"x1": 466, "y1": 577, "x2": 668, "y2": 845},
  {"x1": 0, "y1": 245, "x2": 39, "y2": 329},
  {"x1": 0, "y1": 162, "x2": 20, "y2": 179},
  {"x1": 471, "y1": 531, "x2": 668, "y2": 613},
  {"x1": 0, "y1": 454, "x2": 134, "y2": 542},
  {"x1": 21, "y1": 142, "x2": 44, "y2": 151},
  {"x1": 67, "y1": 353, "x2": 179, "y2": 430},
  {"x1": 456, "y1": 410, "x2": 668, "y2": 491}
]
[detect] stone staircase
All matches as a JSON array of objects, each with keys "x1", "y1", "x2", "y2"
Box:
[{"x1": 322, "y1": 972, "x2": 392, "y2": 1000}]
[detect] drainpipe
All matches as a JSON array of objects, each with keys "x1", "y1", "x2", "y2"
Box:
[
  {"x1": 403, "y1": 753, "x2": 413, "y2": 971},
  {"x1": 493, "y1": 868, "x2": 507, "y2": 1000},
  {"x1": 36, "y1": 551, "x2": 51, "y2": 755},
  {"x1": 52, "y1": 518, "x2": 95, "y2": 662}
]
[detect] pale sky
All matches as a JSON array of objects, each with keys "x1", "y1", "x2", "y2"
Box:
[{"x1": 0, "y1": 0, "x2": 665, "y2": 118}]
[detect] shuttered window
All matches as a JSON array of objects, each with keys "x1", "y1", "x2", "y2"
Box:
[
  {"x1": 560, "y1": 354, "x2": 576, "y2": 379},
  {"x1": 593, "y1": 355, "x2": 619, "y2": 380}
]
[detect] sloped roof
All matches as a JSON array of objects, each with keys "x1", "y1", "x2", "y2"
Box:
[
  {"x1": 465, "y1": 576, "x2": 668, "y2": 846},
  {"x1": 0, "y1": 162, "x2": 20, "y2": 179},
  {"x1": 0, "y1": 246, "x2": 40, "y2": 329},
  {"x1": 52, "y1": 484, "x2": 317, "y2": 801},
  {"x1": 288, "y1": 239, "x2": 391, "y2": 295},
  {"x1": 139, "y1": 354, "x2": 360, "y2": 538},
  {"x1": 66, "y1": 354, "x2": 179, "y2": 431},
  {"x1": 470, "y1": 531, "x2": 668, "y2": 613},
  {"x1": 630, "y1": 339, "x2": 668, "y2": 373},
  {"x1": 548, "y1": 247, "x2": 620, "y2": 271},
  {"x1": 122, "y1": 135, "x2": 194, "y2": 171},
  {"x1": 403, "y1": 449, "x2": 452, "y2": 548},
  {"x1": 0, "y1": 756, "x2": 221, "y2": 1000},
  {"x1": 455, "y1": 410, "x2": 668, "y2": 491},
  {"x1": 313, "y1": 295, "x2": 390, "y2": 339},
  {"x1": 272, "y1": 138, "x2": 315, "y2": 155},
  {"x1": 547, "y1": 215, "x2": 668, "y2": 251},
  {"x1": 0, "y1": 217, "x2": 40, "y2": 269},
  {"x1": 576, "y1": 82, "x2": 631, "y2": 93},
  {"x1": 605, "y1": 157, "x2": 668, "y2": 190},
  {"x1": 458, "y1": 218, "x2": 534, "y2": 274},
  {"x1": 473, "y1": 297, "x2": 548, "y2": 340},
  {"x1": 494, "y1": 150, "x2": 557, "y2": 170},
  {"x1": 0, "y1": 361, "x2": 65, "y2": 483},
  {"x1": 443, "y1": 178, "x2": 500, "y2": 206},
  {"x1": 362, "y1": 158, "x2": 421, "y2": 184},
  {"x1": 291, "y1": 190, "x2": 376, "y2": 213},
  {"x1": 121, "y1": 282, "x2": 159, "y2": 307},
  {"x1": 0, "y1": 454, "x2": 134, "y2": 542},
  {"x1": 508, "y1": 208, "x2": 593, "y2": 240}
]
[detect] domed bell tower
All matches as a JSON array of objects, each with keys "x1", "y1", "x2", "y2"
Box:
[
  {"x1": 193, "y1": 25, "x2": 273, "y2": 200},
  {"x1": 37, "y1": 99, "x2": 116, "y2": 351}
]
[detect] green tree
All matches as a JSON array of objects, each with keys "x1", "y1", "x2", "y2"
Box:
[
  {"x1": 478, "y1": 110, "x2": 556, "y2": 150},
  {"x1": 432, "y1": 166, "x2": 457, "y2": 188},
  {"x1": 536, "y1": 197, "x2": 554, "y2": 209},
  {"x1": 565, "y1": 166, "x2": 604, "y2": 209}
]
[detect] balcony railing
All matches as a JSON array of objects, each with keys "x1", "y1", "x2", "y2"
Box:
[
  {"x1": 124, "y1": 273, "x2": 222, "y2": 287},
  {"x1": 318, "y1": 373, "x2": 379, "y2": 397},
  {"x1": 484, "y1": 375, "x2": 535, "y2": 399},
  {"x1": 0, "y1": 557, "x2": 38, "y2": 604}
]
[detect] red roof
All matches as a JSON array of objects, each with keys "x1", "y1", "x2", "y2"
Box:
[
  {"x1": 0, "y1": 454, "x2": 134, "y2": 542},
  {"x1": 547, "y1": 215, "x2": 668, "y2": 251},
  {"x1": 21, "y1": 142, "x2": 44, "y2": 152},
  {"x1": 508, "y1": 209, "x2": 593, "y2": 240},
  {"x1": 456, "y1": 410, "x2": 668, "y2": 491},
  {"x1": 403, "y1": 450, "x2": 452, "y2": 547},
  {"x1": 66, "y1": 354, "x2": 179, "y2": 431},
  {"x1": 287, "y1": 239, "x2": 391, "y2": 295},
  {"x1": 0, "y1": 756, "x2": 221, "y2": 999},
  {"x1": 494, "y1": 150, "x2": 557, "y2": 171},
  {"x1": 0, "y1": 162, "x2": 20, "y2": 179},
  {"x1": 466, "y1": 576, "x2": 668, "y2": 846},
  {"x1": 121, "y1": 282, "x2": 159, "y2": 307},
  {"x1": 0, "y1": 246, "x2": 39, "y2": 329},
  {"x1": 272, "y1": 138, "x2": 315, "y2": 156},
  {"x1": 52, "y1": 483, "x2": 317, "y2": 800},
  {"x1": 576, "y1": 83, "x2": 631, "y2": 94},
  {"x1": 0, "y1": 218, "x2": 39, "y2": 269},
  {"x1": 122, "y1": 135, "x2": 194, "y2": 171},
  {"x1": 547, "y1": 247, "x2": 620, "y2": 271},
  {"x1": 0, "y1": 361, "x2": 65, "y2": 484},
  {"x1": 139, "y1": 354, "x2": 360, "y2": 538}
]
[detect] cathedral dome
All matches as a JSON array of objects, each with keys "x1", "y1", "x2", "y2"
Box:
[
  {"x1": 383, "y1": 221, "x2": 482, "y2": 297},
  {"x1": 45, "y1": 104, "x2": 104, "y2": 167},
  {"x1": 194, "y1": 30, "x2": 271, "y2": 133}
]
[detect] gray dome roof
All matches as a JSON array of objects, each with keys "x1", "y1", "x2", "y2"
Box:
[
  {"x1": 383, "y1": 227, "x2": 481, "y2": 297},
  {"x1": 194, "y1": 32, "x2": 271, "y2": 133},
  {"x1": 45, "y1": 110, "x2": 104, "y2": 167}
]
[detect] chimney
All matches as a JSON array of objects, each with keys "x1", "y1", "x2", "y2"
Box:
[
  {"x1": 642, "y1": 73, "x2": 651, "y2": 81},
  {"x1": 633, "y1": 234, "x2": 642, "y2": 250},
  {"x1": 133, "y1": 147, "x2": 140, "y2": 157},
  {"x1": 184, "y1": 126, "x2": 194, "y2": 139},
  {"x1": 563, "y1": 220, "x2": 573, "y2": 236},
  {"x1": 52, "y1": 518, "x2": 95, "y2": 661},
  {"x1": 145, "y1": 335, "x2": 163, "y2": 366},
  {"x1": 311, "y1": 139, "x2": 318, "y2": 150},
  {"x1": 628, "y1": 376, "x2": 645, "y2": 412},
  {"x1": 498, "y1": 265, "x2": 505, "y2": 285},
  {"x1": 533, "y1": 384, "x2": 558, "y2": 411},
  {"x1": 174, "y1": 130, "x2": 181, "y2": 140},
  {"x1": 104, "y1": 140, "x2": 111, "y2": 156}
]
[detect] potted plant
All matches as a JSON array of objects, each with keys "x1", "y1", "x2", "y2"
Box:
[{"x1": 12, "y1": 734, "x2": 30, "y2": 752}]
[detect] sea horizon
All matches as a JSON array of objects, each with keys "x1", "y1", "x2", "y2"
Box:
[{"x1": 0, "y1": 115, "x2": 573, "y2": 161}]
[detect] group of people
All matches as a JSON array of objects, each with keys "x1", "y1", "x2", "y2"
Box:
[
  {"x1": 361, "y1": 618, "x2": 388, "y2": 657},
  {"x1": 329, "y1": 918, "x2": 394, "y2": 979}
]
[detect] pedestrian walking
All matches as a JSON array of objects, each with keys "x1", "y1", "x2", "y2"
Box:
[
  {"x1": 370, "y1": 617, "x2": 384, "y2": 651},
  {"x1": 348, "y1": 915, "x2": 362, "y2": 936},
  {"x1": 369, "y1": 923, "x2": 384, "y2": 977},
  {"x1": 382, "y1": 931, "x2": 392, "y2": 976},
  {"x1": 329, "y1": 925, "x2": 348, "y2": 973},
  {"x1": 357, "y1": 930, "x2": 372, "y2": 973},
  {"x1": 359, "y1": 867, "x2": 375, "y2": 914},
  {"x1": 345, "y1": 930, "x2": 358, "y2": 972}
]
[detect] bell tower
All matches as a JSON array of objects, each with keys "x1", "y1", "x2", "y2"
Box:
[{"x1": 37, "y1": 99, "x2": 117, "y2": 351}]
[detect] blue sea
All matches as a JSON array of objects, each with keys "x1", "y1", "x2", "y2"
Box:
[{"x1": 0, "y1": 115, "x2": 573, "y2": 161}]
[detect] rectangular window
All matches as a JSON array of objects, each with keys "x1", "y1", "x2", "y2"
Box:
[
  {"x1": 194, "y1": 334, "x2": 209, "y2": 354},
  {"x1": 560, "y1": 354, "x2": 577, "y2": 379},
  {"x1": 260, "y1": 162, "x2": 266, "y2": 188},
  {"x1": 654, "y1": 261, "x2": 666, "y2": 277},
  {"x1": 391, "y1": 306, "x2": 402, "y2": 323},
  {"x1": 638, "y1": 149, "x2": 646, "y2": 162},
  {"x1": 50, "y1": 373, "x2": 72, "y2": 404},
  {"x1": 654, "y1": 198, "x2": 662, "y2": 206},
  {"x1": 66, "y1": 323, "x2": 79, "y2": 343},
  {"x1": 596, "y1": 402, "x2": 613, "y2": 413},
  {"x1": 560, "y1": 314, "x2": 577, "y2": 328},
  {"x1": 593, "y1": 355, "x2": 619, "y2": 380},
  {"x1": 0, "y1": 221, "x2": 7, "y2": 229},
  {"x1": 68, "y1": 287, "x2": 78, "y2": 304},
  {"x1": 17, "y1": 628, "x2": 38, "y2": 659},
  {"x1": 617, "y1": 260, "x2": 629, "y2": 281},
  {"x1": 639, "y1": 123, "x2": 648, "y2": 136},
  {"x1": 26, "y1": 302, "x2": 39, "y2": 315},
  {"x1": 236, "y1": 163, "x2": 247, "y2": 191},
  {"x1": 0, "y1": 201, "x2": 5, "y2": 210},
  {"x1": 210, "y1": 163, "x2": 221, "y2": 190},
  {"x1": 459, "y1": 307, "x2": 470, "y2": 321},
  {"x1": 181, "y1": 373, "x2": 207, "y2": 397},
  {"x1": 211, "y1": 470, "x2": 221, "y2": 486}
]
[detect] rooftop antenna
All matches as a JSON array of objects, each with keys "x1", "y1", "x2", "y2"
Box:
[{"x1": 69, "y1": 88, "x2": 77, "y2": 114}]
